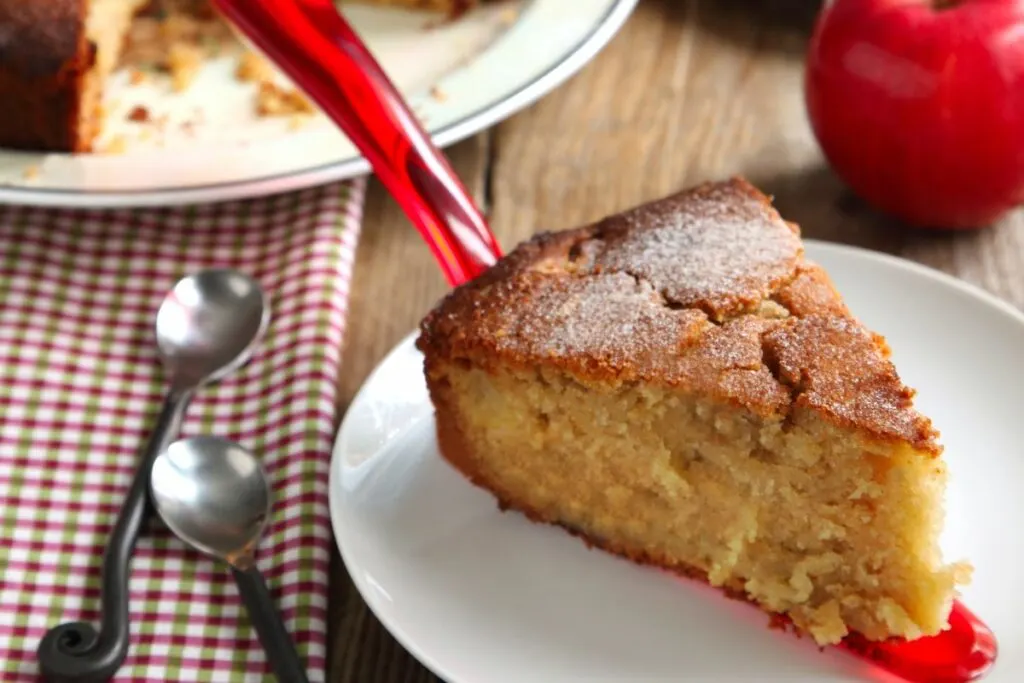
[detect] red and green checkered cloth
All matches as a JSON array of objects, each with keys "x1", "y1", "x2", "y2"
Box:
[{"x1": 0, "y1": 180, "x2": 366, "y2": 682}]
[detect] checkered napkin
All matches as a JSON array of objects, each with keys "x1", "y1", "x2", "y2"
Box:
[{"x1": 0, "y1": 180, "x2": 366, "y2": 682}]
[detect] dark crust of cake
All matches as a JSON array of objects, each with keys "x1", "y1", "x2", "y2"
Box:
[
  {"x1": 0, "y1": 0, "x2": 92, "y2": 152},
  {"x1": 418, "y1": 177, "x2": 941, "y2": 454}
]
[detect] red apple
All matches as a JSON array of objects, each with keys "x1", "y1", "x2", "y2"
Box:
[{"x1": 804, "y1": 0, "x2": 1024, "y2": 229}]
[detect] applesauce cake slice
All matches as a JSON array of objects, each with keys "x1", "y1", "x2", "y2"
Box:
[{"x1": 416, "y1": 177, "x2": 970, "y2": 645}]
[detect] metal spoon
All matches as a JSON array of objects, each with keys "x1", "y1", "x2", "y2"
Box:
[
  {"x1": 38, "y1": 269, "x2": 270, "y2": 683},
  {"x1": 150, "y1": 436, "x2": 311, "y2": 683}
]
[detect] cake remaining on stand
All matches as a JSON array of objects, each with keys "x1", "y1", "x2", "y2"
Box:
[
  {"x1": 0, "y1": 0, "x2": 482, "y2": 153},
  {"x1": 417, "y1": 177, "x2": 969, "y2": 646},
  {"x1": 0, "y1": 0, "x2": 148, "y2": 151}
]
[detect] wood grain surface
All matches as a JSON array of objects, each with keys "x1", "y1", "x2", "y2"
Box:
[{"x1": 328, "y1": 1, "x2": 1024, "y2": 680}]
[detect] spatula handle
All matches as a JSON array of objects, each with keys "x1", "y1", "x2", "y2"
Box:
[{"x1": 212, "y1": 0, "x2": 502, "y2": 287}]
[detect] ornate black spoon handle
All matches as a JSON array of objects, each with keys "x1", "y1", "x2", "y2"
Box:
[{"x1": 37, "y1": 390, "x2": 193, "y2": 683}]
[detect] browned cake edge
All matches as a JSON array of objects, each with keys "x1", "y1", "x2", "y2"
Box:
[{"x1": 0, "y1": 0, "x2": 93, "y2": 152}]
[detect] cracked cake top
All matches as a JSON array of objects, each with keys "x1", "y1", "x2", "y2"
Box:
[{"x1": 417, "y1": 178, "x2": 940, "y2": 454}]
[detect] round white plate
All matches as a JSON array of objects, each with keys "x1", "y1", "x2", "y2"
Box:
[
  {"x1": 0, "y1": 0, "x2": 637, "y2": 208},
  {"x1": 330, "y1": 240, "x2": 1024, "y2": 682}
]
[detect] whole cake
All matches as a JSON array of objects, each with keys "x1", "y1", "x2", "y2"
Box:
[
  {"x1": 417, "y1": 178, "x2": 969, "y2": 645},
  {"x1": 0, "y1": 0, "x2": 480, "y2": 153}
]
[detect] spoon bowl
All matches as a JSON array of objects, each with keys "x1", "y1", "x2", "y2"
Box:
[
  {"x1": 151, "y1": 436, "x2": 311, "y2": 683},
  {"x1": 151, "y1": 436, "x2": 271, "y2": 563},
  {"x1": 156, "y1": 269, "x2": 271, "y2": 391}
]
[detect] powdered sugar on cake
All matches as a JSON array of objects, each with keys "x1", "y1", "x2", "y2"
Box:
[
  {"x1": 419, "y1": 177, "x2": 942, "y2": 447},
  {"x1": 502, "y1": 272, "x2": 709, "y2": 369},
  {"x1": 568, "y1": 179, "x2": 803, "y2": 321}
]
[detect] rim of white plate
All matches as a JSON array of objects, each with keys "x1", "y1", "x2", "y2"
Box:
[{"x1": 0, "y1": 0, "x2": 639, "y2": 208}]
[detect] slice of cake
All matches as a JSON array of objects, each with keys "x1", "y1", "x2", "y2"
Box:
[{"x1": 416, "y1": 178, "x2": 970, "y2": 646}]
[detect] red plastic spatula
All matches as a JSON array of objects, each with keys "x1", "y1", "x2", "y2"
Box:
[
  {"x1": 209, "y1": 2, "x2": 998, "y2": 680},
  {"x1": 212, "y1": 0, "x2": 500, "y2": 286}
]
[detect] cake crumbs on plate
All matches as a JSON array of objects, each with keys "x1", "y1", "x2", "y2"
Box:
[
  {"x1": 499, "y1": 7, "x2": 520, "y2": 24},
  {"x1": 101, "y1": 136, "x2": 129, "y2": 155},
  {"x1": 429, "y1": 85, "x2": 448, "y2": 102},
  {"x1": 123, "y1": 7, "x2": 234, "y2": 93},
  {"x1": 114, "y1": 2, "x2": 320, "y2": 128},
  {"x1": 256, "y1": 81, "x2": 315, "y2": 117},
  {"x1": 126, "y1": 105, "x2": 151, "y2": 123},
  {"x1": 167, "y1": 43, "x2": 204, "y2": 91},
  {"x1": 288, "y1": 115, "x2": 312, "y2": 131},
  {"x1": 236, "y1": 51, "x2": 275, "y2": 83}
]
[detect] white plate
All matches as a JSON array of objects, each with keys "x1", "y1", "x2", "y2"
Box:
[
  {"x1": 330, "y1": 240, "x2": 1024, "y2": 682},
  {"x1": 0, "y1": 0, "x2": 637, "y2": 208}
]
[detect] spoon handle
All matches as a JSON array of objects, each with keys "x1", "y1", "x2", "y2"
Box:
[
  {"x1": 232, "y1": 564, "x2": 311, "y2": 683},
  {"x1": 210, "y1": 0, "x2": 502, "y2": 287},
  {"x1": 37, "y1": 390, "x2": 193, "y2": 683}
]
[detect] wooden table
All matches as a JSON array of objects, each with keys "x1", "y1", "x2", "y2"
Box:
[{"x1": 327, "y1": 1, "x2": 1024, "y2": 680}]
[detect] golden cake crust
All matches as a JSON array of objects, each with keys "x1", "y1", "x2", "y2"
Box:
[
  {"x1": 418, "y1": 177, "x2": 940, "y2": 454},
  {"x1": 0, "y1": 0, "x2": 83, "y2": 76}
]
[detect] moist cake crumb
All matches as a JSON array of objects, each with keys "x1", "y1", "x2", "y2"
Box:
[
  {"x1": 255, "y1": 81, "x2": 316, "y2": 117},
  {"x1": 288, "y1": 115, "x2": 310, "y2": 131},
  {"x1": 167, "y1": 43, "x2": 203, "y2": 91},
  {"x1": 236, "y1": 51, "x2": 275, "y2": 83},
  {"x1": 101, "y1": 135, "x2": 129, "y2": 154}
]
